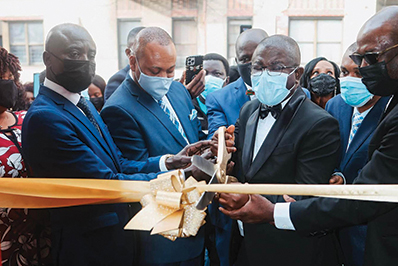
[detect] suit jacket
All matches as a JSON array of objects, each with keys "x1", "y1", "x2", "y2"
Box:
[
  {"x1": 104, "y1": 64, "x2": 130, "y2": 102},
  {"x1": 325, "y1": 95, "x2": 389, "y2": 266},
  {"x1": 22, "y1": 85, "x2": 159, "y2": 266},
  {"x1": 290, "y1": 95, "x2": 398, "y2": 266},
  {"x1": 101, "y1": 76, "x2": 205, "y2": 264},
  {"x1": 206, "y1": 77, "x2": 250, "y2": 138},
  {"x1": 233, "y1": 88, "x2": 341, "y2": 266}
]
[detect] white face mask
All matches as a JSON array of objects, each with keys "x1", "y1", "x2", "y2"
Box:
[{"x1": 135, "y1": 58, "x2": 174, "y2": 101}]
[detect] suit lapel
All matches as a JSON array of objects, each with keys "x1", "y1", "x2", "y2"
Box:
[
  {"x1": 343, "y1": 97, "x2": 390, "y2": 168},
  {"x1": 40, "y1": 86, "x2": 120, "y2": 169},
  {"x1": 167, "y1": 90, "x2": 196, "y2": 144},
  {"x1": 338, "y1": 103, "x2": 353, "y2": 160},
  {"x1": 241, "y1": 103, "x2": 260, "y2": 175},
  {"x1": 127, "y1": 78, "x2": 188, "y2": 148},
  {"x1": 245, "y1": 88, "x2": 306, "y2": 181},
  {"x1": 235, "y1": 78, "x2": 250, "y2": 109}
]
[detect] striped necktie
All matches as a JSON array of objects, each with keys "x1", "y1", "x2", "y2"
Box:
[
  {"x1": 77, "y1": 97, "x2": 102, "y2": 136},
  {"x1": 347, "y1": 112, "x2": 364, "y2": 150},
  {"x1": 158, "y1": 99, "x2": 188, "y2": 144}
]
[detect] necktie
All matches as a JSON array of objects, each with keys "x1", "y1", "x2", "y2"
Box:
[
  {"x1": 77, "y1": 97, "x2": 102, "y2": 136},
  {"x1": 259, "y1": 103, "x2": 282, "y2": 119},
  {"x1": 158, "y1": 99, "x2": 188, "y2": 144},
  {"x1": 347, "y1": 112, "x2": 364, "y2": 150}
]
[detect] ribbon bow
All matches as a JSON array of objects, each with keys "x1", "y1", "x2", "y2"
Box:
[{"x1": 124, "y1": 170, "x2": 207, "y2": 241}]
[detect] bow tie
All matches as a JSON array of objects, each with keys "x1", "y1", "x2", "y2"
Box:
[{"x1": 259, "y1": 103, "x2": 282, "y2": 119}]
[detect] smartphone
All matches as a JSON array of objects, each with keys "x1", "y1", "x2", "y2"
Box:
[{"x1": 185, "y1": 55, "x2": 203, "y2": 85}]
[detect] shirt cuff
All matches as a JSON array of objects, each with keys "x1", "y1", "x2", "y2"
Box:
[
  {"x1": 159, "y1": 155, "x2": 170, "y2": 172},
  {"x1": 274, "y1": 202, "x2": 296, "y2": 231},
  {"x1": 333, "y1": 172, "x2": 347, "y2": 184},
  {"x1": 237, "y1": 220, "x2": 244, "y2": 236}
]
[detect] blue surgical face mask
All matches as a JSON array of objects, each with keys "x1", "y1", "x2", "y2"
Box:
[
  {"x1": 202, "y1": 75, "x2": 224, "y2": 99},
  {"x1": 251, "y1": 69, "x2": 296, "y2": 106},
  {"x1": 135, "y1": 58, "x2": 174, "y2": 101},
  {"x1": 340, "y1": 76, "x2": 373, "y2": 107}
]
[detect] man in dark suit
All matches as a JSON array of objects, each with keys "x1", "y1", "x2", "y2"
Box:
[
  {"x1": 101, "y1": 27, "x2": 206, "y2": 266},
  {"x1": 220, "y1": 7, "x2": 398, "y2": 266},
  {"x1": 104, "y1": 26, "x2": 145, "y2": 102},
  {"x1": 206, "y1": 29, "x2": 268, "y2": 138},
  {"x1": 22, "y1": 23, "x2": 206, "y2": 266},
  {"x1": 218, "y1": 35, "x2": 341, "y2": 266},
  {"x1": 21, "y1": 23, "x2": 159, "y2": 266},
  {"x1": 326, "y1": 42, "x2": 389, "y2": 266}
]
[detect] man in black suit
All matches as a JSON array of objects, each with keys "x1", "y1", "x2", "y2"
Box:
[
  {"x1": 220, "y1": 6, "x2": 398, "y2": 266},
  {"x1": 218, "y1": 35, "x2": 341, "y2": 266},
  {"x1": 104, "y1": 26, "x2": 145, "y2": 102}
]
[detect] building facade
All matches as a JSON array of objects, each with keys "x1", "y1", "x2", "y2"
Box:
[{"x1": 0, "y1": 0, "x2": 396, "y2": 83}]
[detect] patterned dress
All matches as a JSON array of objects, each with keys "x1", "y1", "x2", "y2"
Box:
[{"x1": 0, "y1": 111, "x2": 52, "y2": 266}]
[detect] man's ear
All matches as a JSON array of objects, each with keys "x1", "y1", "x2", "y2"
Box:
[
  {"x1": 125, "y1": 48, "x2": 131, "y2": 58},
  {"x1": 224, "y1": 76, "x2": 230, "y2": 87},
  {"x1": 43, "y1": 51, "x2": 51, "y2": 67},
  {"x1": 129, "y1": 53, "x2": 137, "y2": 72},
  {"x1": 295, "y1": 67, "x2": 304, "y2": 82}
]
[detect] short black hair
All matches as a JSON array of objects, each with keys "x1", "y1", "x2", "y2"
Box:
[
  {"x1": 127, "y1": 26, "x2": 145, "y2": 48},
  {"x1": 300, "y1": 57, "x2": 341, "y2": 93},
  {"x1": 203, "y1": 53, "x2": 230, "y2": 76},
  {"x1": 92, "y1": 75, "x2": 106, "y2": 94}
]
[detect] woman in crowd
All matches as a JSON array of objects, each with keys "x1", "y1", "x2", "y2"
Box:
[
  {"x1": 88, "y1": 74, "x2": 106, "y2": 112},
  {"x1": 0, "y1": 47, "x2": 52, "y2": 266},
  {"x1": 300, "y1": 57, "x2": 340, "y2": 108}
]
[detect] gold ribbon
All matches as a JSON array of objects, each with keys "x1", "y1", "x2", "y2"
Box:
[{"x1": 124, "y1": 170, "x2": 207, "y2": 241}]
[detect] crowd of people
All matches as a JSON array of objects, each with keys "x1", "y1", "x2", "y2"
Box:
[{"x1": 0, "y1": 5, "x2": 398, "y2": 266}]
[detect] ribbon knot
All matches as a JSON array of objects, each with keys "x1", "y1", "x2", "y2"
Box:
[{"x1": 125, "y1": 170, "x2": 206, "y2": 241}]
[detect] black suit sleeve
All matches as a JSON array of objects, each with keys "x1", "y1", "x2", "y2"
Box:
[{"x1": 290, "y1": 110, "x2": 398, "y2": 234}]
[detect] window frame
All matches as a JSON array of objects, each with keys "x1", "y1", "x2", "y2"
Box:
[
  {"x1": 117, "y1": 18, "x2": 141, "y2": 70},
  {"x1": 227, "y1": 16, "x2": 252, "y2": 64}
]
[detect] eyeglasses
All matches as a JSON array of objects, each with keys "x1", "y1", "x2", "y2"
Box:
[
  {"x1": 251, "y1": 65, "x2": 298, "y2": 77},
  {"x1": 349, "y1": 43, "x2": 398, "y2": 66}
]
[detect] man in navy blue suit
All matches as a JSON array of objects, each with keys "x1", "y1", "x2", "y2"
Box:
[
  {"x1": 325, "y1": 42, "x2": 389, "y2": 266},
  {"x1": 206, "y1": 29, "x2": 268, "y2": 138},
  {"x1": 104, "y1": 26, "x2": 145, "y2": 102},
  {"x1": 101, "y1": 27, "x2": 206, "y2": 266},
  {"x1": 22, "y1": 23, "x2": 206, "y2": 266}
]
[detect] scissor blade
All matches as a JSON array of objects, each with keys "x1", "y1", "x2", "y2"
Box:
[
  {"x1": 191, "y1": 155, "x2": 217, "y2": 177},
  {"x1": 196, "y1": 170, "x2": 219, "y2": 210}
]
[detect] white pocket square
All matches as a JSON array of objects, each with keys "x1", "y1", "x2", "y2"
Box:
[{"x1": 189, "y1": 109, "x2": 198, "y2": 120}]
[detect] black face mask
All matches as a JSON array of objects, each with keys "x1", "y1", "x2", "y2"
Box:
[
  {"x1": 359, "y1": 61, "x2": 398, "y2": 96},
  {"x1": 237, "y1": 62, "x2": 252, "y2": 87},
  {"x1": 0, "y1": 80, "x2": 18, "y2": 109},
  {"x1": 309, "y1": 73, "x2": 337, "y2": 96},
  {"x1": 90, "y1": 96, "x2": 104, "y2": 111},
  {"x1": 49, "y1": 52, "x2": 96, "y2": 93}
]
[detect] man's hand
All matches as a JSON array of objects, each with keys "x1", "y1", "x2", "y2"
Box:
[
  {"x1": 179, "y1": 70, "x2": 205, "y2": 99},
  {"x1": 329, "y1": 175, "x2": 344, "y2": 184},
  {"x1": 165, "y1": 140, "x2": 211, "y2": 170},
  {"x1": 183, "y1": 150, "x2": 214, "y2": 183},
  {"x1": 210, "y1": 125, "x2": 237, "y2": 156},
  {"x1": 219, "y1": 194, "x2": 275, "y2": 224},
  {"x1": 218, "y1": 193, "x2": 249, "y2": 210}
]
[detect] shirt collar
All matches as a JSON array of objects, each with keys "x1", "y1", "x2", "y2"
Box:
[
  {"x1": 354, "y1": 106, "x2": 372, "y2": 119},
  {"x1": 43, "y1": 78, "x2": 81, "y2": 105}
]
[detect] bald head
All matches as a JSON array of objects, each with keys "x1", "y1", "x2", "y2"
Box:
[
  {"x1": 45, "y1": 23, "x2": 95, "y2": 53},
  {"x1": 254, "y1": 35, "x2": 301, "y2": 66},
  {"x1": 235, "y1": 28, "x2": 268, "y2": 64},
  {"x1": 132, "y1": 27, "x2": 174, "y2": 60}
]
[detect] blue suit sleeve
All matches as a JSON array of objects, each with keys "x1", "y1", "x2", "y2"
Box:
[
  {"x1": 206, "y1": 92, "x2": 228, "y2": 139},
  {"x1": 22, "y1": 109, "x2": 158, "y2": 181}
]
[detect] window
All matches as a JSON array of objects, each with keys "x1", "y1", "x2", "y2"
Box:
[
  {"x1": 172, "y1": 18, "x2": 197, "y2": 68},
  {"x1": 289, "y1": 18, "x2": 342, "y2": 65},
  {"x1": 227, "y1": 18, "x2": 252, "y2": 64},
  {"x1": 117, "y1": 20, "x2": 141, "y2": 69},
  {"x1": 9, "y1": 21, "x2": 44, "y2": 65}
]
